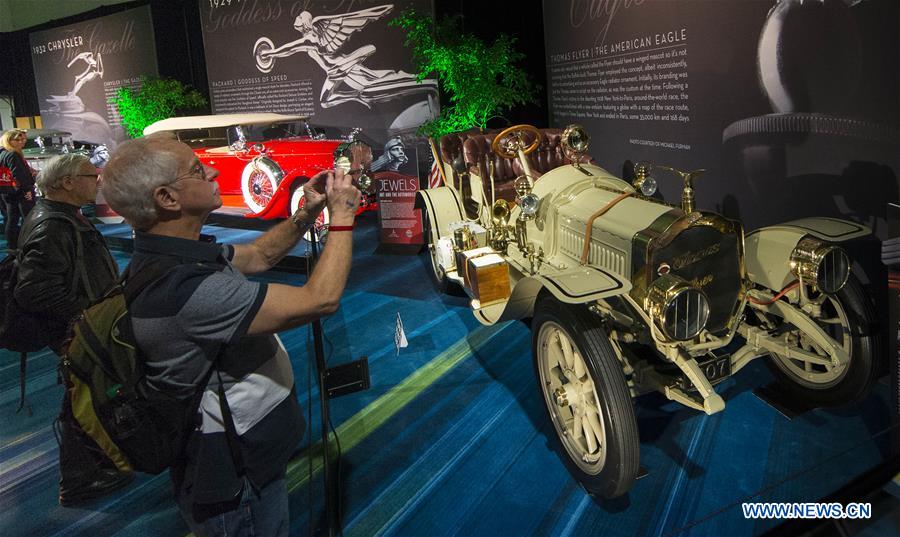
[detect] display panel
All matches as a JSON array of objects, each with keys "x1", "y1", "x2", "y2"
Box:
[
  {"x1": 542, "y1": 0, "x2": 899, "y2": 240},
  {"x1": 29, "y1": 5, "x2": 159, "y2": 150},
  {"x1": 199, "y1": 0, "x2": 437, "y2": 140},
  {"x1": 374, "y1": 139, "x2": 422, "y2": 246}
]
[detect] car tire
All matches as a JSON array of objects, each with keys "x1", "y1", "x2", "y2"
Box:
[
  {"x1": 241, "y1": 161, "x2": 281, "y2": 214},
  {"x1": 290, "y1": 184, "x2": 330, "y2": 243},
  {"x1": 765, "y1": 274, "x2": 880, "y2": 407},
  {"x1": 532, "y1": 295, "x2": 640, "y2": 498}
]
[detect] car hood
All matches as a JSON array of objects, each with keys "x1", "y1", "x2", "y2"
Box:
[{"x1": 253, "y1": 138, "x2": 343, "y2": 156}]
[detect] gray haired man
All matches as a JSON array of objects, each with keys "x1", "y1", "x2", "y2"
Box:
[
  {"x1": 101, "y1": 133, "x2": 360, "y2": 536},
  {"x1": 14, "y1": 153, "x2": 131, "y2": 505}
]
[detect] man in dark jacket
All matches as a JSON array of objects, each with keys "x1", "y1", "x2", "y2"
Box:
[{"x1": 15, "y1": 153, "x2": 132, "y2": 506}]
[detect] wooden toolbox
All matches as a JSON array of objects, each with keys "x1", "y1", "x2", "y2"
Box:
[{"x1": 456, "y1": 247, "x2": 511, "y2": 307}]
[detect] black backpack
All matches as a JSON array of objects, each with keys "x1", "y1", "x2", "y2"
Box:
[
  {"x1": 0, "y1": 215, "x2": 90, "y2": 352},
  {"x1": 62, "y1": 258, "x2": 242, "y2": 475},
  {"x1": 0, "y1": 254, "x2": 31, "y2": 414},
  {"x1": 1, "y1": 215, "x2": 90, "y2": 414}
]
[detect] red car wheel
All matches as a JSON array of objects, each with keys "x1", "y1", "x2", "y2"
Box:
[{"x1": 290, "y1": 185, "x2": 330, "y2": 242}]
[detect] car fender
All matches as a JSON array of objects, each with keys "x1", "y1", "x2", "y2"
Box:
[
  {"x1": 745, "y1": 217, "x2": 870, "y2": 291},
  {"x1": 418, "y1": 186, "x2": 465, "y2": 243},
  {"x1": 474, "y1": 267, "x2": 632, "y2": 325}
]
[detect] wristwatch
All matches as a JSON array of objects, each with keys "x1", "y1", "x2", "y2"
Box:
[{"x1": 291, "y1": 211, "x2": 316, "y2": 229}]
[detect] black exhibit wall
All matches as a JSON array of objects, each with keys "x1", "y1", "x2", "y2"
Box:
[
  {"x1": 543, "y1": 0, "x2": 900, "y2": 243},
  {"x1": 1, "y1": 0, "x2": 208, "y2": 120},
  {"x1": 3, "y1": 0, "x2": 551, "y2": 132},
  {"x1": 29, "y1": 6, "x2": 159, "y2": 149},
  {"x1": 199, "y1": 0, "x2": 437, "y2": 143},
  {"x1": 432, "y1": 0, "x2": 549, "y2": 129}
]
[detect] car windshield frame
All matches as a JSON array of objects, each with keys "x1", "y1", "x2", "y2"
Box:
[{"x1": 227, "y1": 119, "x2": 328, "y2": 145}]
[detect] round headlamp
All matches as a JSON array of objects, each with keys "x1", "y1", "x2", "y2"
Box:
[
  {"x1": 519, "y1": 193, "x2": 540, "y2": 217},
  {"x1": 561, "y1": 124, "x2": 591, "y2": 154},
  {"x1": 639, "y1": 174, "x2": 657, "y2": 196},
  {"x1": 790, "y1": 237, "x2": 850, "y2": 294},
  {"x1": 633, "y1": 162, "x2": 657, "y2": 196},
  {"x1": 645, "y1": 274, "x2": 710, "y2": 341}
]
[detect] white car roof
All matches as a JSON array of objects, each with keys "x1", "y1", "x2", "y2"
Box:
[
  {"x1": 143, "y1": 113, "x2": 308, "y2": 135},
  {"x1": 25, "y1": 128, "x2": 72, "y2": 138}
]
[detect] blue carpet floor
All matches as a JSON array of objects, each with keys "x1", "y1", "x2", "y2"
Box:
[{"x1": 0, "y1": 214, "x2": 897, "y2": 536}]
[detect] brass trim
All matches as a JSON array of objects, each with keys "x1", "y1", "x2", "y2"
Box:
[
  {"x1": 645, "y1": 273, "x2": 710, "y2": 341},
  {"x1": 790, "y1": 237, "x2": 850, "y2": 294},
  {"x1": 631, "y1": 210, "x2": 747, "y2": 336},
  {"x1": 561, "y1": 124, "x2": 590, "y2": 167}
]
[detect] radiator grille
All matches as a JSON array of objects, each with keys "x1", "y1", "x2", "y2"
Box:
[{"x1": 560, "y1": 227, "x2": 626, "y2": 275}]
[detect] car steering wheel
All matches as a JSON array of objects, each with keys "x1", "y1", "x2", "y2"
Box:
[{"x1": 491, "y1": 124, "x2": 541, "y2": 159}]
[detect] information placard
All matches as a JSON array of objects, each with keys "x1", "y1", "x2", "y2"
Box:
[{"x1": 375, "y1": 170, "x2": 423, "y2": 246}]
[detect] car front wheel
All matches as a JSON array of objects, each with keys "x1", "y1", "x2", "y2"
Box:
[
  {"x1": 532, "y1": 296, "x2": 640, "y2": 498},
  {"x1": 241, "y1": 161, "x2": 279, "y2": 213}
]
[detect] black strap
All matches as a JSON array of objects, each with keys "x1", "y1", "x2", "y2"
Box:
[
  {"x1": 121, "y1": 256, "x2": 185, "y2": 304},
  {"x1": 123, "y1": 256, "x2": 242, "y2": 472},
  {"x1": 215, "y1": 369, "x2": 246, "y2": 476}
]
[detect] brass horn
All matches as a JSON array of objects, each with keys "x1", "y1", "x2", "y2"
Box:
[{"x1": 492, "y1": 199, "x2": 511, "y2": 227}]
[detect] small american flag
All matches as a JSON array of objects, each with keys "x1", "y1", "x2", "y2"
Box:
[{"x1": 428, "y1": 159, "x2": 443, "y2": 189}]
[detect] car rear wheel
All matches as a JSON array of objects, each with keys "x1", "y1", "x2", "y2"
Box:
[
  {"x1": 764, "y1": 274, "x2": 880, "y2": 406},
  {"x1": 421, "y1": 206, "x2": 450, "y2": 293},
  {"x1": 419, "y1": 205, "x2": 466, "y2": 296},
  {"x1": 532, "y1": 296, "x2": 640, "y2": 498},
  {"x1": 290, "y1": 184, "x2": 330, "y2": 242}
]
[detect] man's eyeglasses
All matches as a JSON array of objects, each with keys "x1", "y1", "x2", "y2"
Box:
[
  {"x1": 75, "y1": 173, "x2": 100, "y2": 180},
  {"x1": 170, "y1": 162, "x2": 212, "y2": 184}
]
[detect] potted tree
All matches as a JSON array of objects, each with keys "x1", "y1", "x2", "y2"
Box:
[{"x1": 110, "y1": 77, "x2": 207, "y2": 138}]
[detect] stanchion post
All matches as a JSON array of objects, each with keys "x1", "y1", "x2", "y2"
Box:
[{"x1": 308, "y1": 230, "x2": 337, "y2": 537}]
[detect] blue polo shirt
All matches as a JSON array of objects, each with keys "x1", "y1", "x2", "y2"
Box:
[{"x1": 129, "y1": 231, "x2": 304, "y2": 505}]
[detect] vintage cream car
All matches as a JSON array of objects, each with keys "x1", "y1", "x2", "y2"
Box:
[{"x1": 419, "y1": 124, "x2": 879, "y2": 498}]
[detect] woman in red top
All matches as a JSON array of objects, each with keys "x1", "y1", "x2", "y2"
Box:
[{"x1": 0, "y1": 129, "x2": 36, "y2": 249}]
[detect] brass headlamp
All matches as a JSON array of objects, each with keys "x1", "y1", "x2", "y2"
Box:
[
  {"x1": 645, "y1": 273, "x2": 710, "y2": 341},
  {"x1": 561, "y1": 124, "x2": 590, "y2": 162},
  {"x1": 790, "y1": 237, "x2": 850, "y2": 294}
]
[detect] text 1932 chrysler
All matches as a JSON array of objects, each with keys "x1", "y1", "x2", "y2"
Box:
[{"x1": 419, "y1": 124, "x2": 880, "y2": 498}]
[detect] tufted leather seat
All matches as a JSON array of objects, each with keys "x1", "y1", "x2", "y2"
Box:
[{"x1": 438, "y1": 128, "x2": 592, "y2": 205}]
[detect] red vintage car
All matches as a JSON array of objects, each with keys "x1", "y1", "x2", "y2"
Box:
[{"x1": 143, "y1": 113, "x2": 375, "y2": 228}]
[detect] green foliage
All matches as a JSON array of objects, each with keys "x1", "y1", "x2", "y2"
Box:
[
  {"x1": 390, "y1": 10, "x2": 538, "y2": 137},
  {"x1": 109, "y1": 77, "x2": 207, "y2": 138}
]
